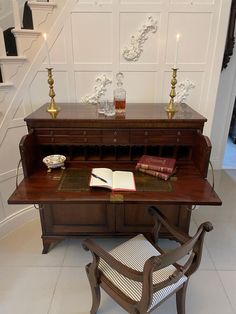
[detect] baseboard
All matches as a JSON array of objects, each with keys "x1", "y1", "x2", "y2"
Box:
[{"x1": 0, "y1": 206, "x2": 39, "y2": 239}]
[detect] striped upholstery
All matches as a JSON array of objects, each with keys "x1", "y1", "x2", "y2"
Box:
[{"x1": 98, "y1": 234, "x2": 187, "y2": 311}]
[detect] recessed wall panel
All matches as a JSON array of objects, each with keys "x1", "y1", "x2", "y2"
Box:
[
  {"x1": 71, "y1": 12, "x2": 112, "y2": 64},
  {"x1": 78, "y1": 0, "x2": 111, "y2": 3},
  {"x1": 0, "y1": 177, "x2": 26, "y2": 218},
  {"x1": 49, "y1": 27, "x2": 67, "y2": 64},
  {"x1": 166, "y1": 13, "x2": 212, "y2": 65},
  {"x1": 170, "y1": 0, "x2": 215, "y2": 3},
  {"x1": 123, "y1": 72, "x2": 157, "y2": 103},
  {"x1": 121, "y1": 0, "x2": 162, "y2": 3},
  {"x1": 0, "y1": 127, "x2": 26, "y2": 174}
]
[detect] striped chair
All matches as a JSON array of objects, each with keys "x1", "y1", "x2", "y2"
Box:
[{"x1": 83, "y1": 206, "x2": 213, "y2": 314}]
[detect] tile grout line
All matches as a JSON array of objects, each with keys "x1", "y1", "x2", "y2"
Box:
[
  {"x1": 201, "y1": 225, "x2": 236, "y2": 313},
  {"x1": 215, "y1": 269, "x2": 236, "y2": 314},
  {"x1": 190, "y1": 218, "x2": 235, "y2": 313},
  {"x1": 47, "y1": 239, "x2": 70, "y2": 314},
  {"x1": 47, "y1": 265, "x2": 63, "y2": 314}
]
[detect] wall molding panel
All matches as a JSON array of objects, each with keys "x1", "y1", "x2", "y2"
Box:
[{"x1": 0, "y1": 206, "x2": 38, "y2": 239}]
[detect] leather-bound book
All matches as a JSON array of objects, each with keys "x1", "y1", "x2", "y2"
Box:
[
  {"x1": 136, "y1": 155, "x2": 176, "y2": 174},
  {"x1": 137, "y1": 167, "x2": 176, "y2": 180}
]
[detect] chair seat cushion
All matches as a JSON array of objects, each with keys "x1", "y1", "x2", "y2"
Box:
[{"x1": 98, "y1": 234, "x2": 187, "y2": 311}]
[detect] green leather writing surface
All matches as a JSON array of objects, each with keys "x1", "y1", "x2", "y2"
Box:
[{"x1": 58, "y1": 169, "x2": 172, "y2": 192}]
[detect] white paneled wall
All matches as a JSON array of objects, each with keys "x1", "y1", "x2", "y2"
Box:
[
  {"x1": 0, "y1": 0, "x2": 231, "y2": 236},
  {"x1": 30, "y1": 0, "x2": 228, "y2": 120}
]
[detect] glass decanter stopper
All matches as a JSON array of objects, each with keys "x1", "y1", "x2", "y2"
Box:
[{"x1": 114, "y1": 72, "x2": 126, "y2": 114}]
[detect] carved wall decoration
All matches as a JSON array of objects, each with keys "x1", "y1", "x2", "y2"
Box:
[
  {"x1": 176, "y1": 79, "x2": 195, "y2": 104},
  {"x1": 122, "y1": 16, "x2": 158, "y2": 62},
  {"x1": 81, "y1": 74, "x2": 112, "y2": 104}
]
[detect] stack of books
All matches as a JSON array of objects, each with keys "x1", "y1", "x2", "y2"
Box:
[{"x1": 135, "y1": 155, "x2": 176, "y2": 180}]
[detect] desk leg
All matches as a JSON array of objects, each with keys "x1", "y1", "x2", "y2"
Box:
[
  {"x1": 41, "y1": 235, "x2": 66, "y2": 254},
  {"x1": 42, "y1": 237, "x2": 51, "y2": 254},
  {"x1": 39, "y1": 204, "x2": 66, "y2": 254}
]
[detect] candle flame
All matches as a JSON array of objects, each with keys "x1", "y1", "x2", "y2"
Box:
[
  {"x1": 43, "y1": 33, "x2": 47, "y2": 40},
  {"x1": 176, "y1": 33, "x2": 180, "y2": 41}
]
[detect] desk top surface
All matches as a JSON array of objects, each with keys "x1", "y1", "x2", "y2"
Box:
[{"x1": 25, "y1": 103, "x2": 207, "y2": 129}]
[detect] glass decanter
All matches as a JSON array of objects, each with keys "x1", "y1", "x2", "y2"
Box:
[{"x1": 114, "y1": 72, "x2": 126, "y2": 114}]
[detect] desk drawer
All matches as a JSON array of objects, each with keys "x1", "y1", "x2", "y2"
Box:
[
  {"x1": 53, "y1": 135, "x2": 101, "y2": 144},
  {"x1": 35, "y1": 129, "x2": 99, "y2": 136},
  {"x1": 130, "y1": 130, "x2": 178, "y2": 144},
  {"x1": 36, "y1": 129, "x2": 102, "y2": 144},
  {"x1": 37, "y1": 135, "x2": 102, "y2": 144},
  {"x1": 130, "y1": 130, "x2": 196, "y2": 145},
  {"x1": 176, "y1": 130, "x2": 196, "y2": 144},
  {"x1": 102, "y1": 130, "x2": 130, "y2": 144}
]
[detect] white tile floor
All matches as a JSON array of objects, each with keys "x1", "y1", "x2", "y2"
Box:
[{"x1": 1, "y1": 169, "x2": 236, "y2": 314}]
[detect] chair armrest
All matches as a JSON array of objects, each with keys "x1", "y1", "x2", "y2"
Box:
[
  {"x1": 148, "y1": 206, "x2": 190, "y2": 244},
  {"x1": 83, "y1": 238, "x2": 143, "y2": 282}
]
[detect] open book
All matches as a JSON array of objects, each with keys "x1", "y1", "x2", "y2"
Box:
[{"x1": 89, "y1": 168, "x2": 136, "y2": 191}]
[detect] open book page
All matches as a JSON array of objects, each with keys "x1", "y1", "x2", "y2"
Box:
[
  {"x1": 90, "y1": 168, "x2": 113, "y2": 189},
  {"x1": 112, "y1": 171, "x2": 136, "y2": 191},
  {"x1": 90, "y1": 168, "x2": 136, "y2": 191}
]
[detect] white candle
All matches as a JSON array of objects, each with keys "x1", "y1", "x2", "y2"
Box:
[
  {"x1": 43, "y1": 33, "x2": 51, "y2": 68},
  {"x1": 174, "y1": 33, "x2": 180, "y2": 69}
]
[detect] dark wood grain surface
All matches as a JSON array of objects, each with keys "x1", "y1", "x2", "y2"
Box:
[
  {"x1": 8, "y1": 165, "x2": 221, "y2": 205},
  {"x1": 25, "y1": 103, "x2": 207, "y2": 129}
]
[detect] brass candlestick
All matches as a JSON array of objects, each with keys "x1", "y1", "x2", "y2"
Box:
[
  {"x1": 46, "y1": 68, "x2": 59, "y2": 118},
  {"x1": 166, "y1": 68, "x2": 178, "y2": 113}
]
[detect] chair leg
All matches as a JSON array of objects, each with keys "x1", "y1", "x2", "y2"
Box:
[
  {"x1": 176, "y1": 281, "x2": 188, "y2": 314},
  {"x1": 86, "y1": 264, "x2": 101, "y2": 314}
]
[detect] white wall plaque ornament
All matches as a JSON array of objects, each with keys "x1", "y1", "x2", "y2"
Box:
[
  {"x1": 176, "y1": 79, "x2": 195, "y2": 104},
  {"x1": 81, "y1": 74, "x2": 112, "y2": 104},
  {"x1": 122, "y1": 16, "x2": 158, "y2": 62}
]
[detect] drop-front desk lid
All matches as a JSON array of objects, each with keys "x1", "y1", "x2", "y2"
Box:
[{"x1": 8, "y1": 166, "x2": 221, "y2": 205}]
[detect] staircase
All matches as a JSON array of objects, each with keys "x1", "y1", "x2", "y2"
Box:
[{"x1": 0, "y1": 0, "x2": 66, "y2": 142}]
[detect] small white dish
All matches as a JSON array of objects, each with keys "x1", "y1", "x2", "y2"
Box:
[{"x1": 43, "y1": 154, "x2": 66, "y2": 172}]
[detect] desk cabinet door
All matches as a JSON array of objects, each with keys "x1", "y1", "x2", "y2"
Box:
[
  {"x1": 41, "y1": 203, "x2": 115, "y2": 234},
  {"x1": 115, "y1": 204, "x2": 191, "y2": 236}
]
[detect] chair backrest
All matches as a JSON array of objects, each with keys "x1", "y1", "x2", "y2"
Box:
[{"x1": 153, "y1": 221, "x2": 212, "y2": 272}]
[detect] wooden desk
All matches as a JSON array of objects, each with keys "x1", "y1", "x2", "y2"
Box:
[{"x1": 8, "y1": 103, "x2": 221, "y2": 253}]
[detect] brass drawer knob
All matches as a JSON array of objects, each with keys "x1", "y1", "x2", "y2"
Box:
[
  {"x1": 83, "y1": 131, "x2": 87, "y2": 135},
  {"x1": 113, "y1": 138, "x2": 117, "y2": 143},
  {"x1": 114, "y1": 131, "x2": 117, "y2": 136}
]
